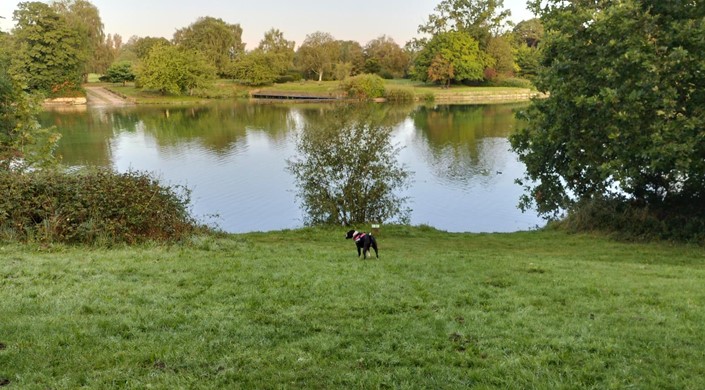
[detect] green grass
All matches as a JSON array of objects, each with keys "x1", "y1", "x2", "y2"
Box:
[
  {"x1": 100, "y1": 79, "x2": 535, "y2": 104},
  {"x1": 3, "y1": 226, "x2": 703, "y2": 389}
]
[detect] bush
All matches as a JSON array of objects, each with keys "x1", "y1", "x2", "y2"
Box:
[
  {"x1": 384, "y1": 88, "x2": 415, "y2": 103},
  {"x1": 493, "y1": 77, "x2": 535, "y2": 89},
  {"x1": 340, "y1": 74, "x2": 386, "y2": 100},
  {"x1": 556, "y1": 196, "x2": 705, "y2": 243},
  {"x1": 0, "y1": 168, "x2": 197, "y2": 244}
]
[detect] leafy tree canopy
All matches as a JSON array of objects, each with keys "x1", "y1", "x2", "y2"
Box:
[
  {"x1": 137, "y1": 44, "x2": 216, "y2": 95},
  {"x1": 173, "y1": 16, "x2": 245, "y2": 76},
  {"x1": 287, "y1": 105, "x2": 411, "y2": 226},
  {"x1": 511, "y1": 0, "x2": 705, "y2": 222},
  {"x1": 295, "y1": 31, "x2": 339, "y2": 82},
  {"x1": 51, "y1": 0, "x2": 104, "y2": 74},
  {"x1": 413, "y1": 31, "x2": 487, "y2": 85},
  {"x1": 10, "y1": 1, "x2": 86, "y2": 95},
  {"x1": 363, "y1": 35, "x2": 410, "y2": 79},
  {"x1": 418, "y1": 0, "x2": 512, "y2": 47}
]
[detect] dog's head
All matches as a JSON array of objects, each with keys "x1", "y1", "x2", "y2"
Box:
[{"x1": 345, "y1": 229, "x2": 356, "y2": 239}]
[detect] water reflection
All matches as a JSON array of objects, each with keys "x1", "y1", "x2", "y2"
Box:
[{"x1": 40, "y1": 101, "x2": 544, "y2": 233}]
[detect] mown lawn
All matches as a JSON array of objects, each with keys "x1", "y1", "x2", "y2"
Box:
[{"x1": 1, "y1": 226, "x2": 704, "y2": 389}]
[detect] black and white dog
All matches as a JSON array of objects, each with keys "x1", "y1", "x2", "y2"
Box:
[{"x1": 345, "y1": 229, "x2": 379, "y2": 259}]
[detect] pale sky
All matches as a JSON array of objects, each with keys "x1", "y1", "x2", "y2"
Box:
[{"x1": 0, "y1": 1, "x2": 534, "y2": 48}]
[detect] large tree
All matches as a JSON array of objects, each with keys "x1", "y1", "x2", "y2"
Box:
[
  {"x1": 137, "y1": 44, "x2": 216, "y2": 95},
  {"x1": 413, "y1": 31, "x2": 487, "y2": 85},
  {"x1": 51, "y1": 0, "x2": 105, "y2": 75},
  {"x1": 173, "y1": 16, "x2": 245, "y2": 76},
  {"x1": 254, "y1": 28, "x2": 295, "y2": 78},
  {"x1": 418, "y1": 0, "x2": 512, "y2": 48},
  {"x1": 11, "y1": 1, "x2": 86, "y2": 95},
  {"x1": 1, "y1": 53, "x2": 59, "y2": 170},
  {"x1": 511, "y1": 0, "x2": 705, "y2": 222},
  {"x1": 363, "y1": 35, "x2": 410, "y2": 79},
  {"x1": 295, "y1": 31, "x2": 338, "y2": 82}
]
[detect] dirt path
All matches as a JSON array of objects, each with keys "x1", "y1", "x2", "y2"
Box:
[{"x1": 84, "y1": 86, "x2": 133, "y2": 106}]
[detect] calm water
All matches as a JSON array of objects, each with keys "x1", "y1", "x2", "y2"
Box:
[{"x1": 40, "y1": 101, "x2": 544, "y2": 233}]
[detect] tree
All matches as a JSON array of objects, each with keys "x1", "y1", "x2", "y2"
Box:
[
  {"x1": 363, "y1": 35, "x2": 410, "y2": 79},
  {"x1": 418, "y1": 0, "x2": 512, "y2": 48},
  {"x1": 100, "y1": 61, "x2": 135, "y2": 85},
  {"x1": 427, "y1": 55, "x2": 455, "y2": 87},
  {"x1": 255, "y1": 28, "x2": 295, "y2": 78},
  {"x1": 296, "y1": 32, "x2": 338, "y2": 82},
  {"x1": 52, "y1": 0, "x2": 105, "y2": 76},
  {"x1": 1, "y1": 55, "x2": 59, "y2": 170},
  {"x1": 128, "y1": 36, "x2": 171, "y2": 59},
  {"x1": 510, "y1": 0, "x2": 705, "y2": 224},
  {"x1": 137, "y1": 44, "x2": 216, "y2": 95},
  {"x1": 513, "y1": 18, "x2": 543, "y2": 48},
  {"x1": 484, "y1": 34, "x2": 515, "y2": 77},
  {"x1": 225, "y1": 51, "x2": 279, "y2": 86},
  {"x1": 413, "y1": 31, "x2": 487, "y2": 85},
  {"x1": 10, "y1": 1, "x2": 86, "y2": 95},
  {"x1": 287, "y1": 105, "x2": 411, "y2": 226},
  {"x1": 173, "y1": 16, "x2": 245, "y2": 76},
  {"x1": 337, "y1": 40, "x2": 365, "y2": 76}
]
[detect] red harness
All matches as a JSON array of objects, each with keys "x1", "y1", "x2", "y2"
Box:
[{"x1": 353, "y1": 232, "x2": 366, "y2": 242}]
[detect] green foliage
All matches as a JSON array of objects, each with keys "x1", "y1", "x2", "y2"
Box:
[
  {"x1": 414, "y1": 31, "x2": 487, "y2": 85},
  {"x1": 556, "y1": 196, "x2": 705, "y2": 243},
  {"x1": 129, "y1": 36, "x2": 170, "y2": 59},
  {"x1": 514, "y1": 44, "x2": 541, "y2": 80},
  {"x1": 340, "y1": 74, "x2": 386, "y2": 100},
  {"x1": 295, "y1": 31, "x2": 338, "y2": 82},
  {"x1": 10, "y1": 1, "x2": 86, "y2": 95},
  {"x1": 287, "y1": 105, "x2": 411, "y2": 226},
  {"x1": 511, "y1": 0, "x2": 705, "y2": 235},
  {"x1": 99, "y1": 61, "x2": 135, "y2": 85},
  {"x1": 485, "y1": 34, "x2": 515, "y2": 76},
  {"x1": 225, "y1": 51, "x2": 280, "y2": 86},
  {"x1": 173, "y1": 16, "x2": 245, "y2": 76},
  {"x1": 0, "y1": 168, "x2": 196, "y2": 244},
  {"x1": 363, "y1": 35, "x2": 410, "y2": 79},
  {"x1": 513, "y1": 18, "x2": 543, "y2": 48},
  {"x1": 418, "y1": 0, "x2": 512, "y2": 47},
  {"x1": 137, "y1": 44, "x2": 216, "y2": 95},
  {"x1": 1, "y1": 61, "x2": 60, "y2": 170},
  {"x1": 52, "y1": 0, "x2": 105, "y2": 75},
  {"x1": 491, "y1": 76, "x2": 533, "y2": 89},
  {"x1": 414, "y1": 32, "x2": 487, "y2": 82},
  {"x1": 384, "y1": 87, "x2": 416, "y2": 103}
]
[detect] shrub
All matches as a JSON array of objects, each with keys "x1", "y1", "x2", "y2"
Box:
[
  {"x1": 0, "y1": 168, "x2": 197, "y2": 244},
  {"x1": 556, "y1": 196, "x2": 705, "y2": 243},
  {"x1": 493, "y1": 77, "x2": 535, "y2": 89},
  {"x1": 340, "y1": 74, "x2": 386, "y2": 100},
  {"x1": 384, "y1": 88, "x2": 415, "y2": 103}
]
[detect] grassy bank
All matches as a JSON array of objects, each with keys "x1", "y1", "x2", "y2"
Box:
[
  {"x1": 96, "y1": 79, "x2": 537, "y2": 105},
  {"x1": 1, "y1": 226, "x2": 704, "y2": 388}
]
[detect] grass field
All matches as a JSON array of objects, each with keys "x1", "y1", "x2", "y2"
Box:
[{"x1": 1, "y1": 226, "x2": 704, "y2": 389}]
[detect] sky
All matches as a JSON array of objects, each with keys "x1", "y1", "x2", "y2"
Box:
[{"x1": 0, "y1": 1, "x2": 535, "y2": 49}]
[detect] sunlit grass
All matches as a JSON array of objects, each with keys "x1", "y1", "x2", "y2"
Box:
[{"x1": 1, "y1": 226, "x2": 704, "y2": 388}]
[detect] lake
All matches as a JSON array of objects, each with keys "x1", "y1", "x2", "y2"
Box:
[{"x1": 40, "y1": 101, "x2": 545, "y2": 233}]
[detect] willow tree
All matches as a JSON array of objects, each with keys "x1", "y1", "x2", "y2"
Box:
[
  {"x1": 511, "y1": 0, "x2": 705, "y2": 236},
  {"x1": 173, "y1": 16, "x2": 245, "y2": 76},
  {"x1": 287, "y1": 105, "x2": 411, "y2": 226}
]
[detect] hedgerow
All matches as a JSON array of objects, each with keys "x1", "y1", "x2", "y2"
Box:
[{"x1": 0, "y1": 168, "x2": 197, "y2": 244}]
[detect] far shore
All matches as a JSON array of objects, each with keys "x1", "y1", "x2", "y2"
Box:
[{"x1": 45, "y1": 79, "x2": 542, "y2": 107}]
